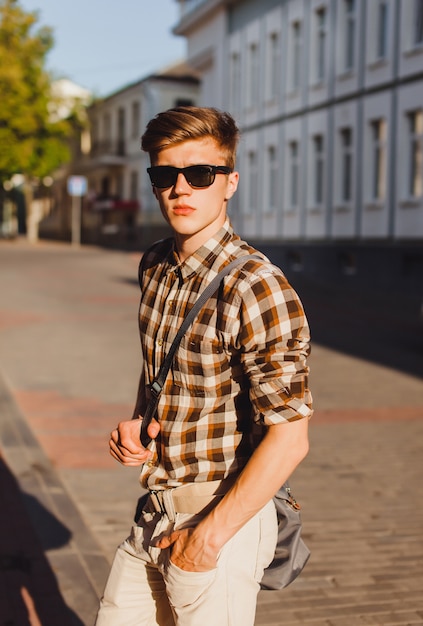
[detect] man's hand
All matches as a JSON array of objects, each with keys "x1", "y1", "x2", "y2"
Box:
[
  {"x1": 109, "y1": 418, "x2": 160, "y2": 466},
  {"x1": 156, "y1": 527, "x2": 218, "y2": 572}
]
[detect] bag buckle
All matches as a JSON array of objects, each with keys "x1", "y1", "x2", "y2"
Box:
[{"x1": 149, "y1": 380, "x2": 162, "y2": 399}]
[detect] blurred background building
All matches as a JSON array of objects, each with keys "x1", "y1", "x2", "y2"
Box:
[
  {"x1": 20, "y1": 0, "x2": 423, "y2": 319},
  {"x1": 173, "y1": 0, "x2": 423, "y2": 300},
  {"x1": 39, "y1": 63, "x2": 200, "y2": 248}
]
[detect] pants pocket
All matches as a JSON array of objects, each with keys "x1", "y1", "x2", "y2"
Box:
[
  {"x1": 253, "y1": 500, "x2": 278, "y2": 581},
  {"x1": 164, "y1": 560, "x2": 217, "y2": 609}
]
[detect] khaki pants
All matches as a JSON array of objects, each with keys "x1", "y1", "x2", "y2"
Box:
[{"x1": 95, "y1": 499, "x2": 277, "y2": 626}]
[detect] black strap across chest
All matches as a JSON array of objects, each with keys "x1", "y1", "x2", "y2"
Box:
[{"x1": 140, "y1": 254, "x2": 262, "y2": 447}]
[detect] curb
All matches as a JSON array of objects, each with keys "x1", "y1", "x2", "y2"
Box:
[{"x1": 0, "y1": 369, "x2": 109, "y2": 625}]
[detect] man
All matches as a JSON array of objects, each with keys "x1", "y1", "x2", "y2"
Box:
[{"x1": 95, "y1": 106, "x2": 312, "y2": 626}]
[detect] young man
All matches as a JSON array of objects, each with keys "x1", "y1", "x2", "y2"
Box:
[{"x1": 96, "y1": 106, "x2": 312, "y2": 626}]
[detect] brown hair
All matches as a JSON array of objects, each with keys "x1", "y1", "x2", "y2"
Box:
[{"x1": 141, "y1": 106, "x2": 240, "y2": 170}]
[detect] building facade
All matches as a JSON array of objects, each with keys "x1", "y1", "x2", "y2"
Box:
[
  {"x1": 42, "y1": 64, "x2": 199, "y2": 248},
  {"x1": 174, "y1": 0, "x2": 423, "y2": 297}
]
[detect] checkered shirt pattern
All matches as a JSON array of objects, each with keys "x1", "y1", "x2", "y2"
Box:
[{"x1": 136, "y1": 220, "x2": 313, "y2": 488}]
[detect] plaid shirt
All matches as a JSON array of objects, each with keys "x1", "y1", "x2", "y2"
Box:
[{"x1": 137, "y1": 220, "x2": 313, "y2": 488}]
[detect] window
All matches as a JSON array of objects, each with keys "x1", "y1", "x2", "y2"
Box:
[
  {"x1": 289, "y1": 141, "x2": 300, "y2": 208},
  {"x1": 230, "y1": 52, "x2": 241, "y2": 112},
  {"x1": 101, "y1": 176, "x2": 110, "y2": 197},
  {"x1": 370, "y1": 119, "x2": 387, "y2": 200},
  {"x1": 344, "y1": 0, "x2": 356, "y2": 70},
  {"x1": 248, "y1": 43, "x2": 259, "y2": 108},
  {"x1": 408, "y1": 110, "x2": 423, "y2": 197},
  {"x1": 315, "y1": 8, "x2": 327, "y2": 81},
  {"x1": 267, "y1": 32, "x2": 281, "y2": 99},
  {"x1": 414, "y1": 0, "x2": 423, "y2": 45},
  {"x1": 116, "y1": 173, "x2": 124, "y2": 199},
  {"x1": 90, "y1": 119, "x2": 99, "y2": 154},
  {"x1": 247, "y1": 151, "x2": 258, "y2": 213},
  {"x1": 267, "y1": 146, "x2": 279, "y2": 211},
  {"x1": 117, "y1": 108, "x2": 125, "y2": 156},
  {"x1": 377, "y1": 1, "x2": 389, "y2": 59},
  {"x1": 291, "y1": 21, "x2": 302, "y2": 90},
  {"x1": 131, "y1": 101, "x2": 140, "y2": 139},
  {"x1": 340, "y1": 128, "x2": 353, "y2": 202},
  {"x1": 103, "y1": 113, "x2": 111, "y2": 151},
  {"x1": 130, "y1": 171, "x2": 138, "y2": 201},
  {"x1": 313, "y1": 135, "x2": 325, "y2": 205}
]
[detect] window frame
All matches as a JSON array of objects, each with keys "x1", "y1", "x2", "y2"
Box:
[
  {"x1": 288, "y1": 140, "x2": 300, "y2": 209},
  {"x1": 370, "y1": 119, "x2": 387, "y2": 201},
  {"x1": 315, "y1": 7, "x2": 327, "y2": 82},
  {"x1": 407, "y1": 110, "x2": 423, "y2": 198},
  {"x1": 313, "y1": 134, "x2": 325, "y2": 206},
  {"x1": 340, "y1": 127, "x2": 353, "y2": 203},
  {"x1": 344, "y1": 0, "x2": 356, "y2": 71},
  {"x1": 290, "y1": 20, "x2": 302, "y2": 91}
]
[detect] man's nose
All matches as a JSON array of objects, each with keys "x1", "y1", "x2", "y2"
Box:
[{"x1": 174, "y1": 172, "x2": 192, "y2": 194}]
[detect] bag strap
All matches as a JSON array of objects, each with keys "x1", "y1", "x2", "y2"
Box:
[{"x1": 140, "y1": 254, "x2": 261, "y2": 447}]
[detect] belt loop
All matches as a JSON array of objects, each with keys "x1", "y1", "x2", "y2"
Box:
[
  {"x1": 162, "y1": 489, "x2": 176, "y2": 523},
  {"x1": 149, "y1": 489, "x2": 176, "y2": 522},
  {"x1": 150, "y1": 490, "x2": 166, "y2": 516}
]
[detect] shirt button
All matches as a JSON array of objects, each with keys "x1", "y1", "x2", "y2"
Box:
[{"x1": 157, "y1": 338, "x2": 163, "y2": 346}]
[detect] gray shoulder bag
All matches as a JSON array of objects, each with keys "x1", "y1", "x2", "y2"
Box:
[{"x1": 140, "y1": 255, "x2": 310, "y2": 590}]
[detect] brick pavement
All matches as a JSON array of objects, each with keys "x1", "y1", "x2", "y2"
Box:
[
  {"x1": 254, "y1": 416, "x2": 423, "y2": 626},
  {"x1": 0, "y1": 239, "x2": 422, "y2": 626}
]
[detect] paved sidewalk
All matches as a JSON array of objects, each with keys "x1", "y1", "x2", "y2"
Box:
[{"x1": 0, "y1": 239, "x2": 422, "y2": 626}]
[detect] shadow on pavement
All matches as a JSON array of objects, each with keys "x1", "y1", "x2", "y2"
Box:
[
  {"x1": 116, "y1": 267, "x2": 422, "y2": 379},
  {"x1": 0, "y1": 456, "x2": 84, "y2": 626},
  {"x1": 284, "y1": 273, "x2": 423, "y2": 380}
]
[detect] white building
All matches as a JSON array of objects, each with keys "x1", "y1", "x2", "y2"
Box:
[
  {"x1": 174, "y1": 0, "x2": 423, "y2": 295},
  {"x1": 24, "y1": 79, "x2": 93, "y2": 242},
  {"x1": 49, "y1": 79, "x2": 92, "y2": 122},
  {"x1": 43, "y1": 64, "x2": 200, "y2": 247}
]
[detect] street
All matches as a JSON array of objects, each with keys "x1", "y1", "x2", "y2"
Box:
[{"x1": 0, "y1": 238, "x2": 422, "y2": 626}]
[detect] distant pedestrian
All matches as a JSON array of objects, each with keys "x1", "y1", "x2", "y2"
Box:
[{"x1": 95, "y1": 106, "x2": 313, "y2": 626}]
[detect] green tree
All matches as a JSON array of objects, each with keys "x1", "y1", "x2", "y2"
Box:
[{"x1": 0, "y1": 0, "x2": 70, "y2": 184}]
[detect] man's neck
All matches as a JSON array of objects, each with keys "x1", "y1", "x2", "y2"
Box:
[
  {"x1": 174, "y1": 235, "x2": 201, "y2": 263},
  {"x1": 174, "y1": 218, "x2": 227, "y2": 263}
]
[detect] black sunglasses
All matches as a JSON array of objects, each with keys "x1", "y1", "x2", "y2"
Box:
[{"x1": 147, "y1": 164, "x2": 232, "y2": 189}]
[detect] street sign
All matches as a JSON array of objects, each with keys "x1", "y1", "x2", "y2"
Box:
[
  {"x1": 67, "y1": 175, "x2": 87, "y2": 197},
  {"x1": 67, "y1": 176, "x2": 87, "y2": 247}
]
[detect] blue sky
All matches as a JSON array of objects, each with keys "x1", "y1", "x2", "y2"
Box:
[{"x1": 19, "y1": 0, "x2": 186, "y2": 97}]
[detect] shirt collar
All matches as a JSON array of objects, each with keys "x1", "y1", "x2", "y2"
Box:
[{"x1": 171, "y1": 219, "x2": 235, "y2": 280}]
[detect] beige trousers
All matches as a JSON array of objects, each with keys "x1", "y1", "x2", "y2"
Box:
[{"x1": 95, "y1": 499, "x2": 277, "y2": 626}]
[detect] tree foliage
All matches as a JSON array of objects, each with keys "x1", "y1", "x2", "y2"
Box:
[{"x1": 0, "y1": 0, "x2": 71, "y2": 182}]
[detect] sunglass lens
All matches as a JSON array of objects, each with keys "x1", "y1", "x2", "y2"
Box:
[
  {"x1": 185, "y1": 166, "x2": 214, "y2": 188},
  {"x1": 150, "y1": 167, "x2": 175, "y2": 188}
]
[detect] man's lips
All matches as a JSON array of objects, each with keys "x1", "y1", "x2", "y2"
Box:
[{"x1": 173, "y1": 205, "x2": 195, "y2": 215}]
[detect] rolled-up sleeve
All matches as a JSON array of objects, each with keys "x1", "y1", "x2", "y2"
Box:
[{"x1": 236, "y1": 266, "x2": 313, "y2": 425}]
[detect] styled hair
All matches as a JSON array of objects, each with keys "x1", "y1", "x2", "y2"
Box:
[{"x1": 141, "y1": 106, "x2": 240, "y2": 170}]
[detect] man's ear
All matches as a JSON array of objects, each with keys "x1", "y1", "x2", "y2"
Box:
[{"x1": 225, "y1": 171, "x2": 239, "y2": 201}]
